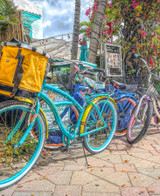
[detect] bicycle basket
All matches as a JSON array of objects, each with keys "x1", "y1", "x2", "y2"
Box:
[
  {"x1": 56, "y1": 70, "x2": 76, "y2": 91},
  {"x1": 0, "y1": 39, "x2": 50, "y2": 97},
  {"x1": 125, "y1": 73, "x2": 148, "y2": 88},
  {"x1": 146, "y1": 84, "x2": 157, "y2": 96}
]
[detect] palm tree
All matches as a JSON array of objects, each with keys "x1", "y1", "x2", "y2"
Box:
[
  {"x1": 70, "y1": 0, "x2": 81, "y2": 89},
  {"x1": 0, "y1": 0, "x2": 17, "y2": 31},
  {"x1": 71, "y1": 0, "x2": 81, "y2": 60},
  {"x1": 87, "y1": 0, "x2": 108, "y2": 63}
]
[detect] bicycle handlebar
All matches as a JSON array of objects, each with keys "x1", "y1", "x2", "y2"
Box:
[
  {"x1": 81, "y1": 71, "x2": 95, "y2": 76},
  {"x1": 87, "y1": 68, "x2": 104, "y2": 73},
  {"x1": 134, "y1": 54, "x2": 160, "y2": 83},
  {"x1": 57, "y1": 59, "x2": 97, "y2": 69}
]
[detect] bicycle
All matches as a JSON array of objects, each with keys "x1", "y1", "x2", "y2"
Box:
[
  {"x1": 126, "y1": 54, "x2": 160, "y2": 144},
  {"x1": 34, "y1": 65, "x2": 138, "y2": 150},
  {"x1": 83, "y1": 69, "x2": 138, "y2": 137},
  {"x1": 0, "y1": 60, "x2": 117, "y2": 190},
  {"x1": 76, "y1": 69, "x2": 138, "y2": 137}
]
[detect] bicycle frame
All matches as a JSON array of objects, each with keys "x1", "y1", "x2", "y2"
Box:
[{"x1": 39, "y1": 83, "x2": 111, "y2": 142}]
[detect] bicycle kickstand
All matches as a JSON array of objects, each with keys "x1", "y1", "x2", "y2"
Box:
[{"x1": 82, "y1": 139, "x2": 90, "y2": 167}]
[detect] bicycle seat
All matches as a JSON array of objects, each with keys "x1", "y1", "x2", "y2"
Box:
[
  {"x1": 112, "y1": 80, "x2": 138, "y2": 91},
  {"x1": 84, "y1": 77, "x2": 105, "y2": 90}
]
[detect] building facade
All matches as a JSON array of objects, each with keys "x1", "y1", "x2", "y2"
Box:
[{"x1": 13, "y1": 0, "x2": 43, "y2": 39}]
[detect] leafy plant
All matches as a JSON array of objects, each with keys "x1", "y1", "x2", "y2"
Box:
[
  {"x1": 0, "y1": 0, "x2": 17, "y2": 31},
  {"x1": 62, "y1": 68, "x2": 70, "y2": 72}
]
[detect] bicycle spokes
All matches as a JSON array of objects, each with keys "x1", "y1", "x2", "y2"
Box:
[{"x1": 0, "y1": 107, "x2": 42, "y2": 182}]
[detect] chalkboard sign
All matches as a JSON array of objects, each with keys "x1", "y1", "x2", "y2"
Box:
[{"x1": 104, "y1": 43, "x2": 122, "y2": 76}]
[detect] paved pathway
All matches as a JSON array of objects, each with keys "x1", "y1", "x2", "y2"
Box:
[{"x1": 1, "y1": 127, "x2": 160, "y2": 196}]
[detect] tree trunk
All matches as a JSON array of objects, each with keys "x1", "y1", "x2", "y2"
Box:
[
  {"x1": 87, "y1": 0, "x2": 108, "y2": 63},
  {"x1": 71, "y1": 0, "x2": 81, "y2": 60}
]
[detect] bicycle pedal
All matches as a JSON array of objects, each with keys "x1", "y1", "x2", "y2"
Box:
[{"x1": 58, "y1": 146, "x2": 68, "y2": 152}]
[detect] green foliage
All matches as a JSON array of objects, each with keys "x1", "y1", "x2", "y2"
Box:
[
  {"x1": 129, "y1": 69, "x2": 136, "y2": 74},
  {"x1": 80, "y1": 21, "x2": 91, "y2": 28},
  {"x1": 79, "y1": 27, "x2": 88, "y2": 36},
  {"x1": 83, "y1": 0, "x2": 160, "y2": 68},
  {"x1": 62, "y1": 68, "x2": 70, "y2": 72},
  {"x1": 0, "y1": 0, "x2": 17, "y2": 30},
  {"x1": 80, "y1": 20, "x2": 92, "y2": 37}
]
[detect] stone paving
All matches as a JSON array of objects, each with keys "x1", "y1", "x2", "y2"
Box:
[{"x1": 1, "y1": 127, "x2": 160, "y2": 196}]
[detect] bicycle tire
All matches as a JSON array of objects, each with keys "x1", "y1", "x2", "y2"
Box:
[
  {"x1": 115, "y1": 97, "x2": 136, "y2": 137},
  {"x1": 82, "y1": 97, "x2": 117, "y2": 154},
  {"x1": 127, "y1": 100, "x2": 153, "y2": 144},
  {"x1": 0, "y1": 100, "x2": 46, "y2": 190}
]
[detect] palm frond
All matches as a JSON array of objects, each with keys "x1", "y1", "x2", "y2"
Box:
[
  {"x1": 79, "y1": 27, "x2": 88, "y2": 34},
  {"x1": 80, "y1": 21, "x2": 91, "y2": 28}
]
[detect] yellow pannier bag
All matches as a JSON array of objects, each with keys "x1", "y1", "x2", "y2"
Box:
[{"x1": 0, "y1": 40, "x2": 50, "y2": 96}]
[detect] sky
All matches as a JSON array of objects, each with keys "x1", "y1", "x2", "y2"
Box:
[{"x1": 28, "y1": 0, "x2": 93, "y2": 38}]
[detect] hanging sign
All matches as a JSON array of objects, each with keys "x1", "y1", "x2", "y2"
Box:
[{"x1": 104, "y1": 43, "x2": 122, "y2": 76}]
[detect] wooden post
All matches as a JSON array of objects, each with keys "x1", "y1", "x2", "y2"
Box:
[{"x1": 0, "y1": 10, "x2": 24, "y2": 57}]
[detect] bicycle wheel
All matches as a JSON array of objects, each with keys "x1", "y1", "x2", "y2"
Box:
[
  {"x1": 82, "y1": 97, "x2": 117, "y2": 154},
  {"x1": 115, "y1": 97, "x2": 136, "y2": 137},
  {"x1": 0, "y1": 100, "x2": 46, "y2": 190},
  {"x1": 30, "y1": 99, "x2": 79, "y2": 149},
  {"x1": 127, "y1": 100, "x2": 153, "y2": 144}
]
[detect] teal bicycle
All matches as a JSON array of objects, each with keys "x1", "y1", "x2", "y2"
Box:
[{"x1": 0, "y1": 61, "x2": 117, "y2": 190}]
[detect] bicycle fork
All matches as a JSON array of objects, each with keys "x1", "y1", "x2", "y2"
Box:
[
  {"x1": 135, "y1": 95, "x2": 151, "y2": 121},
  {"x1": 80, "y1": 97, "x2": 109, "y2": 137},
  {"x1": 6, "y1": 99, "x2": 40, "y2": 149}
]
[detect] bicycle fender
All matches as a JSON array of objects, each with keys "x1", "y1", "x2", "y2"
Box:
[
  {"x1": 117, "y1": 95, "x2": 137, "y2": 103},
  {"x1": 80, "y1": 96, "x2": 117, "y2": 134},
  {"x1": 90, "y1": 96, "x2": 117, "y2": 109},
  {"x1": 14, "y1": 96, "x2": 33, "y2": 104}
]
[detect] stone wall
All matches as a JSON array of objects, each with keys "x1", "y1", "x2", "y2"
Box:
[{"x1": 31, "y1": 35, "x2": 81, "y2": 60}]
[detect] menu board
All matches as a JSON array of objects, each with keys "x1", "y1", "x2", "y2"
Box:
[{"x1": 104, "y1": 43, "x2": 122, "y2": 76}]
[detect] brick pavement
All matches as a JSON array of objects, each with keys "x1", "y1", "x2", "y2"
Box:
[{"x1": 1, "y1": 127, "x2": 160, "y2": 196}]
